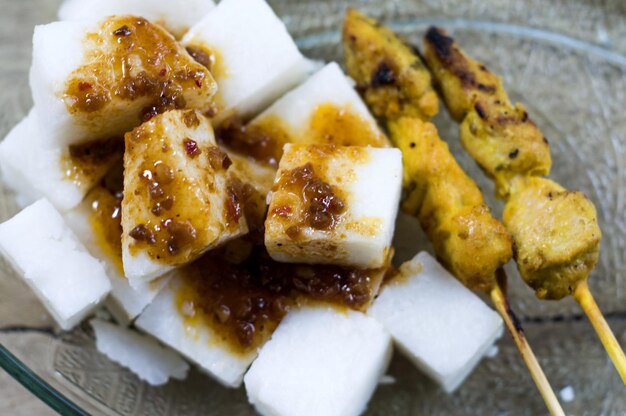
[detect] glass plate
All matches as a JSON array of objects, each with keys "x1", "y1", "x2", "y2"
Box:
[{"x1": 1, "y1": 0, "x2": 625, "y2": 414}]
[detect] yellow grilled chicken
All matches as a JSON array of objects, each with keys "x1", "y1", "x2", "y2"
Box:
[
  {"x1": 504, "y1": 177, "x2": 601, "y2": 300},
  {"x1": 342, "y1": 12, "x2": 512, "y2": 292},
  {"x1": 342, "y1": 11, "x2": 610, "y2": 399},
  {"x1": 423, "y1": 27, "x2": 551, "y2": 198},
  {"x1": 342, "y1": 8, "x2": 439, "y2": 122},
  {"x1": 423, "y1": 27, "x2": 601, "y2": 301},
  {"x1": 391, "y1": 118, "x2": 513, "y2": 292}
]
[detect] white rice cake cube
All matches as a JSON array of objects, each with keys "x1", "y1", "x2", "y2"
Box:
[
  {"x1": 368, "y1": 251, "x2": 504, "y2": 393},
  {"x1": 64, "y1": 190, "x2": 170, "y2": 323},
  {"x1": 181, "y1": 0, "x2": 309, "y2": 122},
  {"x1": 30, "y1": 17, "x2": 216, "y2": 148},
  {"x1": 58, "y1": 0, "x2": 215, "y2": 38},
  {"x1": 122, "y1": 109, "x2": 248, "y2": 285},
  {"x1": 91, "y1": 319, "x2": 189, "y2": 385},
  {"x1": 249, "y1": 62, "x2": 388, "y2": 147},
  {"x1": 0, "y1": 199, "x2": 111, "y2": 330},
  {"x1": 0, "y1": 110, "x2": 121, "y2": 211},
  {"x1": 135, "y1": 279, "x2": 256, "y2": 387},
  {"x1": 265, "y1": 144, "x2": 402, "y2": 268},
  {"x1": 244, "y1": 306, "x2": 392, "y2": 416}
]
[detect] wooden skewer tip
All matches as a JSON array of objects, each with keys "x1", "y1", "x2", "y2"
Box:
[
  {"x1": 574, "y1": 279, "x2": 626, "y2": 385},
  {"x1": 490, "y1": 283, "x2": 565, "y2": 416}
]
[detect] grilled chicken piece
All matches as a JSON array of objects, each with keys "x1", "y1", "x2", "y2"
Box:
[
  {"x1": 421, "y1": 27, "x2": 507, "y2": 122},
  {"x1": 389, "y1": 117, "x2": 512, "y2": 292},
  {"x1": 423, "y1": 27, "x2": 551, "y2": 198},
  {"x1": 424, "y1": 28, "x2": 603, "y2": 301},
  {"x1": 342, "y1": 8, "x2": 439, "y2": 122},
  {"x1": 342, "y1": 11, "x2": 512, "y2": 292},
  {"x1": 503, "y1": 177, "x2": 601, "y2": 300}
]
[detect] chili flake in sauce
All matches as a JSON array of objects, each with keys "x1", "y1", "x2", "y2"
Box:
[
  {"x1": 64, "y1": 16, "x2": 215, "y2": 122},
  {"x1": 275, "y1": 162, "x2": 346, "y2": 235}
]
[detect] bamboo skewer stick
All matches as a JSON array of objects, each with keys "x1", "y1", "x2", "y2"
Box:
[
  {"x1": 573, "y1": 279, "x2": 626, "y2": 384},
  {"x1": 490, "y1": 271, "x2": 565, "y2": 416}
]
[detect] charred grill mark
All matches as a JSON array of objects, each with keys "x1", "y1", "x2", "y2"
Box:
[
  {"x1": 521, "y1": 111, "x2": 529, "y2": 122},
  {"x1": 371, "y1": 62, "x2": 396, "y2": 87},
  {"x1": 474, "y1": 102, "x2": 487, "y2": 119},
  {"x1": 457, "y1": 69, "x2": 476, "y2": 88},
  {"x1": 477, "y1": 83, "x2": 497, "y2": 93},
  {"x1": 425, "y1": 27, "x2": 454, "y2": 63},
  {"x1": 496, "y1": 115, "x2": 519, "y2": 125},
  {"x1": 506, "y1": 299, "x2": 525, "y2": 334},
  {"x1": 426, "y1": 27, "x2": 499, "y2": 96}
]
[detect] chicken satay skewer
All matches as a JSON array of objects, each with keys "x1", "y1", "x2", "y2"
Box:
[
  {"x1": 342, "y1": 10, "x2": 565, "y2": 414},
  {"x1": 422, "y1": 26, "x2": 626, "y2": 383},
  {"x1": 388, "y1": 118, "x2": 565, "y2": 416}
]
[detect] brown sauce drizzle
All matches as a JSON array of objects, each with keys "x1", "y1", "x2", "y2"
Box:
[
  {"x1": 81, "y1": 146, "x2": 387, "y2": 355},
  {"x1": 216, "y1": 102, "x2": 386, "y2": 167},
  {"x1": 126, "y1": 119, "x2": 239, "y2": 265},
  {"x1": 175, "y1": 231, "x2": 384, "y2": 354},
  {"x1": 273, "y1": 162, "x2": 346, "y2": 237},
  {"x1": 64, "y1": 16, "x2": 212, "y2": 122},
  {"x1": 86, "y1": 164, "x2": 124, "y2": 274},
  {"x1": 62, "y1": 137, "x2": 124, "y2": 189},
  {"x1": 185, "y1": 43, "x2": 228, "y2": 117}
]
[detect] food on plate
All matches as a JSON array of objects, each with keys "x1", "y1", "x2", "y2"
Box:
[
  {"x1": 387, "y1": 118, "x2": 512, "y2": 291},
  {"x1": 0, "y1": 0, "x2": 614, "y2": 413},
  {"x1": 121, "y1": 109, "x2": 248, "y2": 284},
  {"x1": 343, "y1": 11, "x2": 565, "y2": 414},
  {"x1": 265, "y1": 143, "x2": 402, "y2": 268},
  {"x1": 58, "y1": 0, "x2": 216, "y2": 38},
  {"x1": 0, "y1": 109, "x2": 123, "y2": 210},
  {"x1": 30, "y1": 16, "x2": 216, "y2": 148},
  {"x1": 137, "y1": 231, "x2": 390, "y2": 387},
  {"x1": 423, "y1": 27, "x2": 551, "y2": 198},
  {"x1": 369, "y1": 252, "x2": 503, "y2": 392},
  {"x1": 135, "y1": 277, "x2": 256, "y2": 387},
  {"x1": 423, "y1": 27, "x2": 625, "y2": 383},
  {"x1": 247, "y1": 62, "x2": 388, "y2": 150},
  {"x1": 91, "y1": 318, "x2": 189, "y2": 385},
  {"x1": 217, "y1": 61, "x2": 388, "y2": 167},
  {"x1": 0, "y1": 199, "x2": 110, "y2": 330},
  {"x1": 244, "y1": 306, "x2": 392, "y2": 416},
  {"x1": 63, "y1": 171, "x2": 171, "y2": 323},
  {"x1": 504, "y1": 177, "x2": 601, "y2": 299},
  {"x1": 342, "y1": 9, "x2": 511, "y2": 290},
  {"x1": 342, "y1": 9, "x2": 439, "y2": 122},
  {"x1": 181, "y1": 0, "x2": 309, "y2": 123}
]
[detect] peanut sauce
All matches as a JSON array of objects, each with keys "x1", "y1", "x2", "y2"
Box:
[
  {"x1": 215, "y1": 102, "x2": 387, "y2": 166},
  {"x1": 86, "y1": 164, "x2": 124, "y2": 274},
  {"x1": 125, "y1": 119, "x2": 238, "y2": 265},
  {"x1": 175, "y1": 231, "x2": 384, "y2": 354},
  {"x1": 62, "y1": 137, "x2": 124, "y2": 189},
  {"x1": 83, "y1": 149, "x2": 386, "y2": 355},
  {"x1": 273, "y1": 162, "x2": 346, "y2": 236},
  {"x1": 64, "y1": 16, "x2": 212, "y2": 121},
  {"x1": 185, "y1": 43, "x2": 228, "y2": 117}
]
